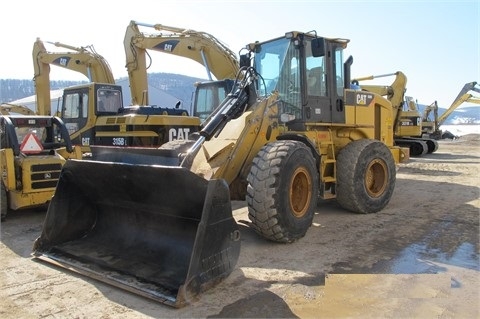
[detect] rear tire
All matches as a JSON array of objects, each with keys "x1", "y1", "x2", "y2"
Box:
[
  {"x1": 247, "y1": 140, "x2": 319, "y2": 243},
  {"x1": 1, "y1": 182, "x2": 8, "y2": 222},
  {"x1": 336, "y1": 139, "x2": 396, "y2": 214}
]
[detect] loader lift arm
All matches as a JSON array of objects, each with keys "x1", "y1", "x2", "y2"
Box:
[{"x1": 182, "y1": 66, "x2": 257, "y2": 166}]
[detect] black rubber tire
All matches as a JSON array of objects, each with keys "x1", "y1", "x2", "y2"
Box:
[
  {"x1": 1, "y1": 182, "x2": 8, "y2": 222},
  {"x1": 336, "y1": 139, "x2": 396, "y2": 214},
  {"x1": 246, "y1": 140, "x2": 319, "y2": 243}
]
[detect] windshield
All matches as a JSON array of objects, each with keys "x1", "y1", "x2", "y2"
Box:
[
  {"x1": 253, "y1": 37, "x2": 304, "y2": 120},
  {"x1": 97, "y1": 88, "x2": 123, "y2": 113},
  {"x1": 254, "y1": 38, "x2": 296, "y2": 96}
]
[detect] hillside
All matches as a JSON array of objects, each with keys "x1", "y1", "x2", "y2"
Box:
[
  {"x1": 1, "y1": 76, "x2": 478, "y2": 124},
  {"x1": 0, "y1": 73, "x2": 204, "y2": 109}
]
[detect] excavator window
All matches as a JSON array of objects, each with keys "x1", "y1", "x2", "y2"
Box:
[
  {"x1": 63, "y1": 92, "x2": 82, "y2": 118},
  {"x1": 97, "y1": 89, "x2": 122, "y2": 114},
  {"x1": 98, "y1": 100, "x2": 106, "y2": 112}
]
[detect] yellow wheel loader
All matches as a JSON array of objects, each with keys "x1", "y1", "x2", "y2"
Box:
[
  {"x1": 33, "y1": 31, "x2": 409, "y2": 307},
  {"x1": 0, "y1": 115, "x2": 82, "y2": 221}
]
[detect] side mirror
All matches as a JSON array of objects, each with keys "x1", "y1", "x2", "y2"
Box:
[
  {"x1": 311, "y1": 38, "x2": 325, "y2": 57},
  {"x1": 239, "y1": 53, "x2": 250, "y2": 68}
]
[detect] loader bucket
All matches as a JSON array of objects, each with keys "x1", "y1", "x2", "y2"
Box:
[{"x1": 32, "y1": 156, "x2": 241, "y2": 308}]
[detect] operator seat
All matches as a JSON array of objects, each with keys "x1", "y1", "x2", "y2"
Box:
[{"x1": 308, "y1": 67, "x2": 324, "y2": 96}]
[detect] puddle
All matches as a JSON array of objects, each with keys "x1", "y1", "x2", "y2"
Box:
[
  {"x1": 378, "y1": 216, "x2": 479, "y2": 274},
  {"x1": 389, "y1": 241, "x2": 478, "y2": 273}
]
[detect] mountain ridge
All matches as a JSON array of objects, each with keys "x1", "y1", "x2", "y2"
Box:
[{"x1": 1, "y1": 75, "x2": 478, "y2": 124}]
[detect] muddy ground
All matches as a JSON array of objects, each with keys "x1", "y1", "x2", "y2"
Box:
[{"x1": 1, "y1": 136, "x2": 479, "y2": 318}]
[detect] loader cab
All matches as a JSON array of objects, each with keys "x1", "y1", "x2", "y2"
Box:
[{"x1": 251, "y1": 32, "x2": 349, "y2": 126}]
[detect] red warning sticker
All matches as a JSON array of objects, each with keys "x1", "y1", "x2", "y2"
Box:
[{"x1": 20, "y1": 133, "x2": 44, "y2": 154}]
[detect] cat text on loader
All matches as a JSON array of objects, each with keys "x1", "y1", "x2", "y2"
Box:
[
  {"x1": 0, "y1": 115, "x2": 82, "y2": 221},
  {"x1": 33, "y1": 31, "x2": 409, "y2": 307}
]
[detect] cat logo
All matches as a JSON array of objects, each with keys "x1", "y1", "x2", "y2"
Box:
[
  {"x1": 156, "y1": 40, "x2": 179, "y2": 52},
  {"x1": 53, "y1": 56, "x2": 71, "y2": 67},
  {"x1": 356, "y1": 93, "x2": 373, "y2": 105},
  {"x1": 169, "y1": 128, "x2": 191, "y2": 141}
]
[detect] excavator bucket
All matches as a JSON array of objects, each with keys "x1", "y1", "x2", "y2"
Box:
[{"x1": 32, "y1": 147, "x2": 241, "y2": 308}]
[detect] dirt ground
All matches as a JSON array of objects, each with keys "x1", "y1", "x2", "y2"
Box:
[{"x1": 1, "y1": 136, "x2": 479, "y2": 318}]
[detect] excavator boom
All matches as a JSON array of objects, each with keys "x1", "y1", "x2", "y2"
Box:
[
  {"x1": 437, "y1": 81, "x2": 480, "y2": 126},
  {"x1": 422, "y1": 81, "x2": 480, "y2": 139},
  {"x1": 0, "y1": 103, "x2": 36, "y2": 115},
  {"x1": 124, "y1": 20, "x2": 239, "y2": 106},
  {"x1": 33, "y1": 38, "x2": 116, "y2": 115}
]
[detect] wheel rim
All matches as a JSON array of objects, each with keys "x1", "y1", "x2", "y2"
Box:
[
  {"x1": 289, "y1": 167, "x2": 312, "y2": 217},
  {"x1": 365, "y1": 159, "x2": 388, "y2": 198}
]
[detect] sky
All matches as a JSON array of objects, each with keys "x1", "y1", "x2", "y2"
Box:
[{"x1": 2, "y1": 0, "x2": 479, "y2": 109}]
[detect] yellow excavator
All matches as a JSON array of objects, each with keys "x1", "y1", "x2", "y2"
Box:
[
  {"x1": 0, "y1": 39, "x2": 127, "y2": 221},
  {"x1": 33, "y1": 37, "x2": 199, "y2": 151},
  {"x1": 0, "y1": 40, "x2": 110, "y2": 221},
  {"x1": 422, "y1": 81, "x2": 480, "y2": 139},
  {"x1": 352, "y1": 72, "x2": 438, "y2": 156},
  {"x1": 33, "y1": 31, "x2": 409, "y2": 307},
  {"x1": 2, "y1": 25, "x2": 240, "y2": 221},
  {"x1": 123, "y1": 20, "x2": 238, "y2": 123}
]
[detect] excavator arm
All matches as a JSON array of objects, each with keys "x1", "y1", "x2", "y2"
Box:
[
  {"x1": 437, "y1": 81, "x2": 480, "y2": 126},
  {"x1": 124, "y1": 20, "x2": 239, "y2": 106},
  {"x1": 422, "y1": 100, "x2": 437, "y2": 121},
  {"x1": 0, "y1": 103, "x2": 36, "y2": 115},
  {"x1": 32, "y1": 38, "x2": 116, "y2": 115}
]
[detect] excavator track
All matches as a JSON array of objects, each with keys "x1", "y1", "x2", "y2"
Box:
[{"x1": 395, "y1": 138, "x2": 428, "y2": 157}]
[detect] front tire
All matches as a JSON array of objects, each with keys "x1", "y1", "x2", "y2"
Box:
[
  {"x1": 247, "y1": 140, "x2": 319, "y2": 243},
  {"x1": 336, "y1": 139, "x2": 396, "y2": 214}
]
